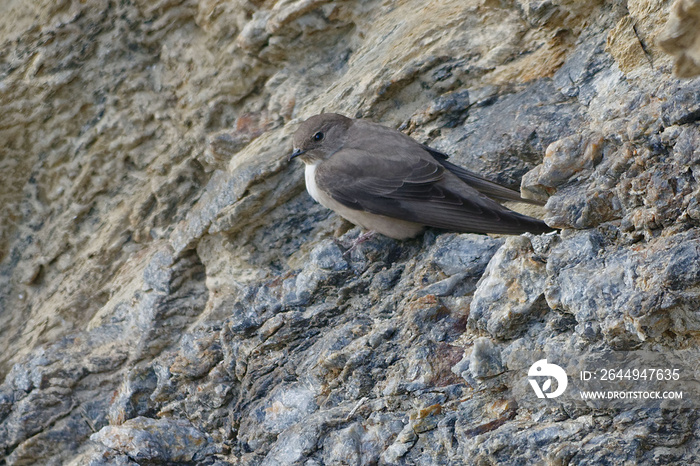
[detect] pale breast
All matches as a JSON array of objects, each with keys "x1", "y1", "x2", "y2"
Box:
[
  {"x1": 303, "y1": 163, "x2": 424, "y2": 239},
  {"x1": 305, "y1": 163, "x2": 324, "y2": 204}
]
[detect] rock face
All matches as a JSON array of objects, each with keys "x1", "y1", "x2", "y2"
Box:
[{"x1": 1, "y1": 0, "x2": 700, "y2": 464}]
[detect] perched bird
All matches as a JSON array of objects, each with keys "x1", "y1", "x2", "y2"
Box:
[{"x1": 289, "y1": 113, "x2": 552, "y2": 240}]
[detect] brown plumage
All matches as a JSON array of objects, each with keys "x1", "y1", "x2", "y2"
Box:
[{"x1": 289, "y1": 113, "x2": 553, "y2": 240}]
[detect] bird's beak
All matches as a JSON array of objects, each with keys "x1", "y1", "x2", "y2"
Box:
[{"x1": 288, "y1": 148, "x2": 306, "y2": 161}]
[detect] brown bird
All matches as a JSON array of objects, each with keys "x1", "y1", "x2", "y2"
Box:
[{"x1": 289, "y1": 113, "x2": 553, "y2": 240}]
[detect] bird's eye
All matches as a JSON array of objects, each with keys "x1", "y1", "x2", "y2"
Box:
[{"x1": 313, "y1": 131, "x2": 324, "y2": 141}]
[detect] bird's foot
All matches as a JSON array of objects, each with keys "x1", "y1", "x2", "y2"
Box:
[{"x1": 339, "y1": 230, "x2": 377, "y2": 257}]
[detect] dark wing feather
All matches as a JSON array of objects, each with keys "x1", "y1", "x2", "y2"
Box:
[
  {"x1": 315, "y1": 145, "x2": 552, "y2": 235},
  {"x1": 422, "y1": 145, "x2": 545, "y2": 206}
]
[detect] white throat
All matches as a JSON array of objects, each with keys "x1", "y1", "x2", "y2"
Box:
[{"x1": 305, "y1": 163, "x2": 323, "y2": 204}]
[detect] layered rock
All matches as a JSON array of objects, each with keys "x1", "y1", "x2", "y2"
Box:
[{"x1": 1, "y1": 0, "x2": 700, "y2": 464}]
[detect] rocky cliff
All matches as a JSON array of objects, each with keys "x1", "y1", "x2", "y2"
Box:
[{"x1": 1, "y1": 0, "x2": 700, "y2": 464}]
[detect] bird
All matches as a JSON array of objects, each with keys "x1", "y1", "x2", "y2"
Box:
[{"x1": 288, "y1": 113, "x2": 553, "y2": 240}]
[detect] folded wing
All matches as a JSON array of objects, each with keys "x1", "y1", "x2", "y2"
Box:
[
  {"x1": 421, "y1": 146, "x2": 545, "y2": 206},
  {"x1": 315, "y1": 146, "x2": 552, "y2": 235}
]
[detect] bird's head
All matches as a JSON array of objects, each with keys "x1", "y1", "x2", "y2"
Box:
[{"x1": 289, "y1": 113, "x2": 352, "y2": 164}]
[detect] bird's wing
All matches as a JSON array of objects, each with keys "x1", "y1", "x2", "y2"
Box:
[
  {"x1": 421, "y1": 145, "x2": 545, "y2": 206},
  {"x1": 315, "y1": 146, "x2": 551, "y2": 235}
]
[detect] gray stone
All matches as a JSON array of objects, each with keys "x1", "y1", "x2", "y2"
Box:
[
  {"x1": 428, "y1": 233, "x2": 504, "y2": 277},
  {"x1": 469, "y1": 337, "x2": 505, "y2": 379},
  {"x1": 469, "y1": 236, "x2": 550, "y2": 340},
  {"x1": 546, "y1": 229, "x2": 700, "y2": 347},
  {"x1": 90, "y1": 416, "x2": 219, "y2": 462}
]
